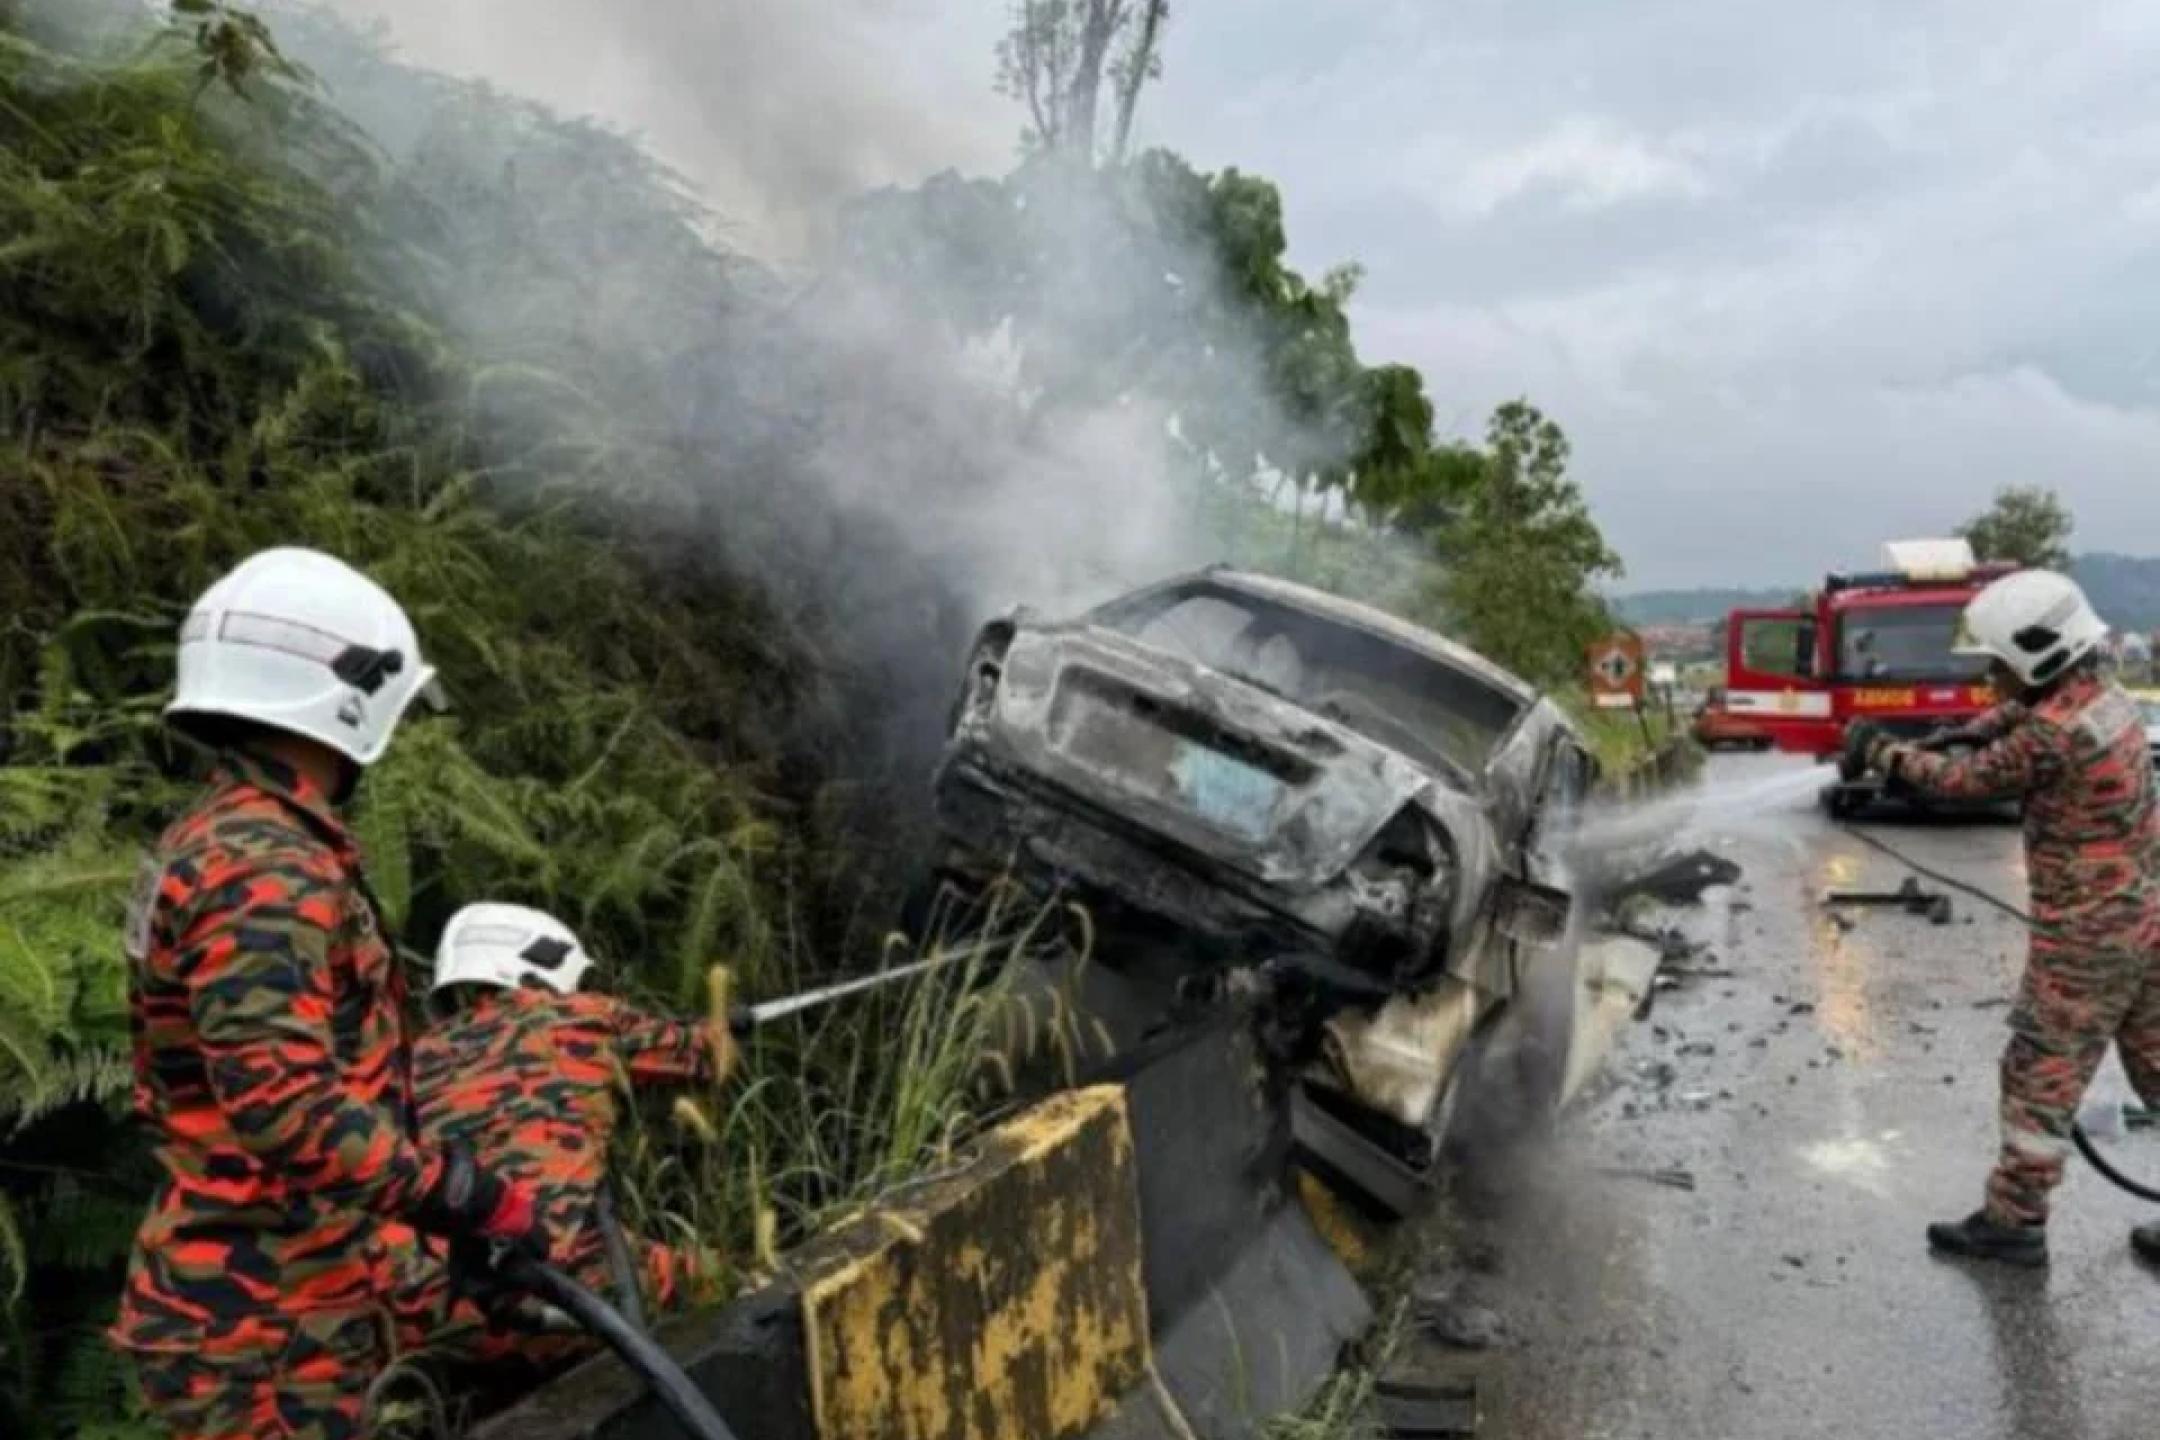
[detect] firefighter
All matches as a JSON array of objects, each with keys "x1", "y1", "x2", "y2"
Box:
[
  {"x1": 1842, "y1": 569, "x2": 2160, "y2": 1266},
  {"x1": 111, "y1": 548, "x2": 547, "y2": 1440},
  {"x1": 396, "y1": 901, "x2": 734, "y2": 1360}
]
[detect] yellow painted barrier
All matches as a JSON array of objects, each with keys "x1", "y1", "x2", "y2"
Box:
[{"x1": 801, "y1": 1085, "x2": 1150, "y2": 1440}]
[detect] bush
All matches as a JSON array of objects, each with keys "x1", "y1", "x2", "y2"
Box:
[{"x1": 0, "y1": 10, "x2": 916, "y2": 1431}]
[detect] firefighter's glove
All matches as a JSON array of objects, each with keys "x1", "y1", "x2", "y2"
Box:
[
  {"x1": 1839, "y1": 721, "x2": 1892, "y2": 783},
  {"x1": 1917, "y1": 725, "x2": 1981, "y2": 754},
  {"x1": 415, "y1": 1145, "x2": 546, "y2": 1260}
]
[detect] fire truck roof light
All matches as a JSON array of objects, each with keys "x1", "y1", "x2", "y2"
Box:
[{"x1": 1881, "y1": 538, "x2": 1976, "y2": 584}]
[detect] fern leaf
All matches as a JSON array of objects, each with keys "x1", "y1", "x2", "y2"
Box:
[
  {"x1": 350, "y1": 781, "x2": 412, "y2": 929},
  {"x1": 0, "y1": 1194, "x2": 23, "y2": 1305},
  {"x1": 0, "y1": 1011, "x2": 52, "y2": 1113},
  {"x1": 579, "y1": 821, "x2": 681, "y2": 928}
]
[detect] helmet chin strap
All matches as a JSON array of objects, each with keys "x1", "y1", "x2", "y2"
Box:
[
  {"x1": 2023, "y1": 651, "x2": 2096, "y2": 704},
  {"x1": 330, "y1": 756, "x2": 361, "y2": 807},
  {"x1": 254, "y1": 729, "x2": 358, "y2": 807}
]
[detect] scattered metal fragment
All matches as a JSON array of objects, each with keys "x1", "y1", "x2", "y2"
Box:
[
  {"x1": 1596, "y1": 1165, "x2": 1698, "y2": 1192},
  {"x1": 1375, "y1": 1376, "x2": 1480, "y2": 1437},
  {"x1": 1409, "y1": 1287, "x2": 1511, "y2": 1351},
  {"x1": 1608, "y1": 848, "x2": 1745, "y2": 906},
  {"x1": 1822, "y1": 876, "x2": 1953, "y2": 925},
  {"x1": 1614, "y1": 921, "x2": 1706, "y2": 962}
]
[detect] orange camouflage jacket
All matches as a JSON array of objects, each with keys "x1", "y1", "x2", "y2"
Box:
[
  {"x1": 112, "y1": 750, "x2": 443, "y2": 1357},
  {"x1": 412, "y1": 987, "x2": 715, "y2": 1283},
  {"x1": 1888, "y1": 671, "x2": 2160, "y2": 940}
]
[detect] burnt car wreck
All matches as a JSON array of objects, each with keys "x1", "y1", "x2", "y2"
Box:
[{"x1": 929, "y1": 567, "x2": 1593, "y2": 1213}]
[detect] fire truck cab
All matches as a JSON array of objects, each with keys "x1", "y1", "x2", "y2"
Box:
[{"x1": 1723, "y1": 540, "x2": 2016, "y2": 817}]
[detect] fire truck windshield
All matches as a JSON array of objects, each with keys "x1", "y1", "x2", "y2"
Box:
[{"x1": 1837, "y1": 604, "x2": 1990, "y2": 682}]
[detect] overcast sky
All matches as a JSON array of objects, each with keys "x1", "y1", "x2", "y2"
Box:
[{"x1": 329, "y1": 0, "x2": 2160, "y2": 589}]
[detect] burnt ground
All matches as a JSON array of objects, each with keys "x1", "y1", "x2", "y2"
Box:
[{"x1": 1403, "y1": 751, "x2": 2160, "y2": 1440}]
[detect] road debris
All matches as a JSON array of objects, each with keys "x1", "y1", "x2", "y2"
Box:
[
  {"x1": 1606, "y1": 847, "x2": 1745, "y2": 907},
  {"x1": 1409, "y1": 1281, "x2": 1512, "y2": 1351},
  {"x1": 1375, "y1": 1375, "x2": 1480, "y2": 1437},
  {"x1": 1596, "y1": 1165, "x2": 1698, "y2": 1192},
  {"x1": 1822, "y1": 876, "x2": 1953, "y2": 925}
]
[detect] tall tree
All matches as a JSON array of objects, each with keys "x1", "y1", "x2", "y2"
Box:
[
  {"x1": 996, "y1": 1, "x2": 1170, "y2": 163},
  {"x1": 1426, "y1": 401, "x2": 1623, "y2": 686},
  {"x1": 839, "y1": 153, "x2": 1444, "y2": 509},
  {"x1": 1957, "y1": 484, "x2": 2074, "y2": 570},
  {"x1": 1109, "y1": 1, "x2": 1168, "y2": 162}
]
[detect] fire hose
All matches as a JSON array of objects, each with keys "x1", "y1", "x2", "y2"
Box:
[
  {"x1": 1839, "y1": 823, "x2": 2160, "y2": 1203},
  {"x1": 493, "y1": 1249, "x2": 740, "y2": 1440}
]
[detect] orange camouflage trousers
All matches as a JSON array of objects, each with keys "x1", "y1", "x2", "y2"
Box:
[
  {"x1": 1987, "y1": 925, "x2": 2160, "y2": 1225},
  {"x1": 125, "y1": 1308, "x2": 387, "y2": 1440}
]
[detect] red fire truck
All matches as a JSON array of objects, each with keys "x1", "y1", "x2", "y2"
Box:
[{"x1": 1723, "y1": 539, "x2": 2017, "y2": 816}]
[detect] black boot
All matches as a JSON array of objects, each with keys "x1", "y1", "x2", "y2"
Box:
[
  {"x1": 2132, "y1": 1223, "x2": 2160, "y2": 1264},
  {"x1": 1927, "y1": 1210, "x2": 2047, "y2": 1267}
]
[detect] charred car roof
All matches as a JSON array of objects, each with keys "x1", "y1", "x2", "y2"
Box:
[{"x1": 1101, "y1": 568, "x2": 1540, "y2": 709}]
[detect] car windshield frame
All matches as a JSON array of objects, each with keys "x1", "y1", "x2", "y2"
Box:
[
  {"x1": 1835, "y1": 603, "x2": 1992, "y2": 684},
  {"x1": 1089, "y1": 580, "x2": 1527, "y2": 777}
]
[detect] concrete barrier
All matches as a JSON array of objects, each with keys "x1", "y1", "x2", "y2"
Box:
[
  {"x1": 802, "y1": 1087, "x2": 1149, "y2": 1440},
  {"x1": 475, "y1": 1085, "x2": 1151, "y2": 1440}
]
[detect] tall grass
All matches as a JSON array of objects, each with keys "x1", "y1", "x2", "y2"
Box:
[{"x1": 611, "y1": 881, "x2": 1091, "y2": 1296}]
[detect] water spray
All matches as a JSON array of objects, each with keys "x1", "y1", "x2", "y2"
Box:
[{"x1": 1562, "y1": 762, "x2": 1839, "y2": 867}]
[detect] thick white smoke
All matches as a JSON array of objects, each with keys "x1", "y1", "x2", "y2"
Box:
[
  {"x1": 325, "y1": 0, "x2": 1013, "y2": 259},
  {"x1": 250, "y1": 0, "x2": 1368, "y2": 798}
]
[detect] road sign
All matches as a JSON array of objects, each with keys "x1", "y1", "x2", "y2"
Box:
[{"x1": 1588, "y1": 632, "x2": 1647, "y2": 709}]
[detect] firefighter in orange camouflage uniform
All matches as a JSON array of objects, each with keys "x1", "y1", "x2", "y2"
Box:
[
  {"x1": 394, "y1": 902, "x2": 734, "y2": 1361},
  {"x1": 112, "y1": 549, "x2": 548, "y2": 1439},
  {"x1": 1845, "y1": 569, "x2": 2160, "y2": 1267}
]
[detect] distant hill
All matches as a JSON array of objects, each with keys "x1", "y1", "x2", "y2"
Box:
[
  {"x1": 1613, "y1": 554, "x2": 2160, "y2": 632},
  {"x1": 2075, "y1": 553, "x2": 2160, "y2": 632}
]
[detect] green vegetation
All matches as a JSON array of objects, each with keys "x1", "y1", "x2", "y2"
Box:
[
  {"x1": 0, "y1": 2, "x2": 1633, "y2": 1433},
  {"x1": 1569, "y1": 696, "x2": 1690, "y2": 782},
  {"x1": 0, "y1": 7, "x2": 907, "y2": 1431},
  {"x1": 1958, "y1": 484, "x2": 2074, "y2": 572}
]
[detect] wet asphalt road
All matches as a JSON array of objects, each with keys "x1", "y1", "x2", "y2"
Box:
[{"x1": 1439, "y1": 751, "x2": 2160, "y2": 1440}]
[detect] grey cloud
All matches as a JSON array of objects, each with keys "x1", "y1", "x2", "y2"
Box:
[{"x1": 1159, "y1": 0, "x2": 2160, "y2": 584}]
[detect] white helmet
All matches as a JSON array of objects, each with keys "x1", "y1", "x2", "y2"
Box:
[
  {"x1": 433, "y1": 902, "x2": 595, "y2": 997},
  {"x1": 167, "y1": 548, "x2": 443, "y2": 766},
  {"x1": 1953, "y1": 569, "x2": 2107, "y2": 688}
]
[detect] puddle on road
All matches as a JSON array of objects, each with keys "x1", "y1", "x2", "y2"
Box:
[
  {"x1": 1796, "y1": 1132, "x2": 1903, "y2": 1199},
  {"x1": 1805, "y1": 852, "x2": 1887, "y2": 1060}
]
